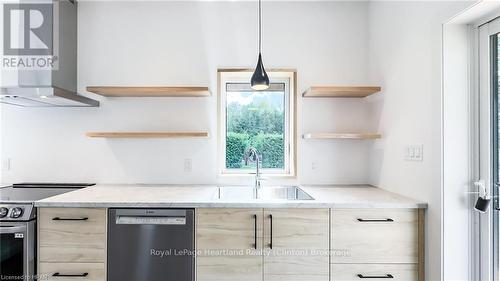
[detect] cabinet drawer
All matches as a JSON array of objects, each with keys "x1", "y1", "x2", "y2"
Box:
[
  {"x1": 38, "y1": 262, "x2": 105, "y2": 281},
  {"x1": 331, "y1": 209, "x2": 418, "y2": 263},
  {"x1": 331, "y1": 264, "x2": 417, "y2": 281},
  {"x1": 39, "y1": 245, "x2": 105, "y2": 262},
  {"x1": 38, "y1": 208, "x2": 106, "y2": 262}
]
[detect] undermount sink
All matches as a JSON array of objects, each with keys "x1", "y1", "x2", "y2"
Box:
[{"x1": 214, "y1": 186, "x2": 314, "y2": 200}]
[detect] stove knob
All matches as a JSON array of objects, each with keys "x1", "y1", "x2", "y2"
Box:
[
  {"x1": 10, "y1": 207, "x2": 23, "y2": 218},
  {"x1": 0, "y1": 207, "x2": 8, "y2": 218}
]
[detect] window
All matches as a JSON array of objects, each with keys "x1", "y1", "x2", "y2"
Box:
[{"x1": 218, "y1": 69, "x2": 296, "y2": 176}]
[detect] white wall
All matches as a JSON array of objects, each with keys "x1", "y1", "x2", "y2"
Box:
[
  {"x1": 367, "y1": 1, "x2": 473, "y2": 280},
  {"x1": 0, "y1": 1, "x2": 372, "y2": 184}
]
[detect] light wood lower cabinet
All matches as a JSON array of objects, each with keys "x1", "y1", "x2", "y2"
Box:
[
  {"x1": 263, "y1": 209, "x2": 329, "y2": 281},
  {"x1": 331, "y1": 264, "x2": 418, "y2": 281},
  {"x1": 331, "y1": 209, "x2": 419, "y2": 264},
  {"x1": 196, "y1": 208, "x2": 329, "y2": 281},
  {"x1": 38, "y1": 208, "x2": 107, "y2": 281},
  {"x1": 196, "y1": 255, "x2": 262, "y2": 281},
  {"x1": 39, "y1": 245, "x2": 105, "y2": 263},
  {"x1": 196, "y1": 209, "x2": 263, "y2": 281},
  {"x1": 38, "y1": 208, "x2": 106, "y2": 262},
  {"x1": 36, "y1": 207, "x2": 423, "y2": 281},
  {"x1": 38, "y1": 262, "x2": 105, "y2": 281},
  {"x1": 330, "y1": 209, "x2": 424, "y2": 281},
  {"x1": 197, "y1": 208, "x2": 263, "y2": 251}
]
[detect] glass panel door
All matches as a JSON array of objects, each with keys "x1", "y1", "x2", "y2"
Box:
[
  {"x1": 0, "y1": 227, "x2": 25, "y2": 279},
  {"x1": 479, "y1": 16, "x2": 500, "y2": 281},
  {"x1": 493, "y1": 30, "x2": 500, "y2": 281}
]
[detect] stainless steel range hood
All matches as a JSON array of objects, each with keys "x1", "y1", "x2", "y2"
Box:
[
  {"x1": 1, "y1": 86, "x2": 99, "y2": 107},
  {"x1": 0, "y1": 0, "x2": 99, "y2": 107}
]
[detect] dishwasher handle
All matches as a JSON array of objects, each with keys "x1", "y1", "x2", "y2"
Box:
[
  {"x1": 116, "y1": 216, "x2": 186, "y2": 225},
  {"x1": 112, "y1": 209, "x2": 189, "y2": 225}
]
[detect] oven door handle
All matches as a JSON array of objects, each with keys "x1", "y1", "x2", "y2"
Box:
[{"x1": 0, "y1": 225, "x2": 27, "y2": 234}]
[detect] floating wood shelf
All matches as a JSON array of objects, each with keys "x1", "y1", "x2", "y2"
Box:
[
  {"x1": 86, "y1": 86, "x2": 210, "y2": 97},
  {"x1": 302, "y1": 86, "x2": 381, "y2": 98},
  {"x1": 303, "y1": 133, "x2": 381, "y2": 140},
  {"x1": 86, "y1": 131, "x2": 209, "y2": 138}
]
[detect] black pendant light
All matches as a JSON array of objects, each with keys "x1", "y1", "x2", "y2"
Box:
[{"x1": 251, "y1": 0, "x2": 270, "y2": 90}]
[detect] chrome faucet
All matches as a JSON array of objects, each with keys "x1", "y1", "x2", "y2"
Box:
[{"x1": 245, "y1": 147, "x2": 264, "y2": 194}]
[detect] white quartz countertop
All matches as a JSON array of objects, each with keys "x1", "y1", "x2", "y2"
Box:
[{"x1": 34, "y1": 184, "x2": 427, "y2": 209}]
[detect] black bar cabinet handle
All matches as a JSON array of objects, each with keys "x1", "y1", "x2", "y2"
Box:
[
  {"x1": 52, "y1": 217, "x2": 89, "y2": 221},
  {"x1": 357, "y1": 274, "x2": 393, "y2": 279},
  {"x1": 269, "y1": 214, "x2": 273, "y2": 249},
  {"x1": 53, "y1": 272, "x2": 89, "y2": 277},
  {"x1": 253, "y1": 214, "x2": 257, "y2": 249},
  {"x1": 357, "y1": 218, "x2": 394, "y2": 222}
]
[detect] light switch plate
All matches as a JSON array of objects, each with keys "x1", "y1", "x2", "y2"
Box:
[{"x1": 405, "y1": 145, "x2": 423, "y2": 161}]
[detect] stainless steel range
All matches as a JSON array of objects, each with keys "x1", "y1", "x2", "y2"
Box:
[{"x1": 0, "y1": 183, "x2": 95, "y2": 280}]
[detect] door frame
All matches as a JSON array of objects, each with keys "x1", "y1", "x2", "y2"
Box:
[{"x1": 442, "y1": 9, "x2": 500, "y2": 280}]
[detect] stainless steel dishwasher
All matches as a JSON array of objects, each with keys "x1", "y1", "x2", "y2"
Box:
[{"x1": 108, "y1": 209, "x2": 194, "y2": 281}]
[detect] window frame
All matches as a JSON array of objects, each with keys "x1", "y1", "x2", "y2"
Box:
[{"x1": 217, "y1": 69, "x2": 297, "y2": 177}]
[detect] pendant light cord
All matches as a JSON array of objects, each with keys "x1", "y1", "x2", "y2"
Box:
[{"x1": 258, "y1": 0, "x2": 262, "y2": 54}]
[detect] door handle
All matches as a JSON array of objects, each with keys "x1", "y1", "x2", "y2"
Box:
[
  {"x1": 0, "y1": 225, "x2": 26, "y2": 234},
  {"x1": 269, "y1": 214, "x2": 273, "y2": 249},
  {"x1": 357, "y1": 274, "x2": 394, "y2": 279},
  {"x1": 357, "y1": 218, "x2": 394, "y2": 222},
  {"x1": 495, "y1": 182, "x2": 500, "y2": 211},
  {"x1": 253, "y1": 214, "x2": 257, "y2": 249},
  {"x1": 53, "y1": 272, "x2": 89, "y2": 277},
  {"x1": 52, "y1": 217, "x2": 89, "y2": 221}
]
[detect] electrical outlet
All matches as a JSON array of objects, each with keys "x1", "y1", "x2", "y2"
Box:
[
  {"x1": 311, "y1": 162, "x2": 317, "y2": 170},
  {"x1": 1, "y1": 158, "x2": 11, "y2": 171},
  {"x1": 405, "y1": 145, "x2": 423, "y2": 161},
  {"x1": 184, "y1": 159, "x2": 192, "y2": 172}
]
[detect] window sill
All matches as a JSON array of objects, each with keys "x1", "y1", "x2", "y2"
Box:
[{"x1": 217, "y1": 173, "x2": 297, "y2": 179}]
